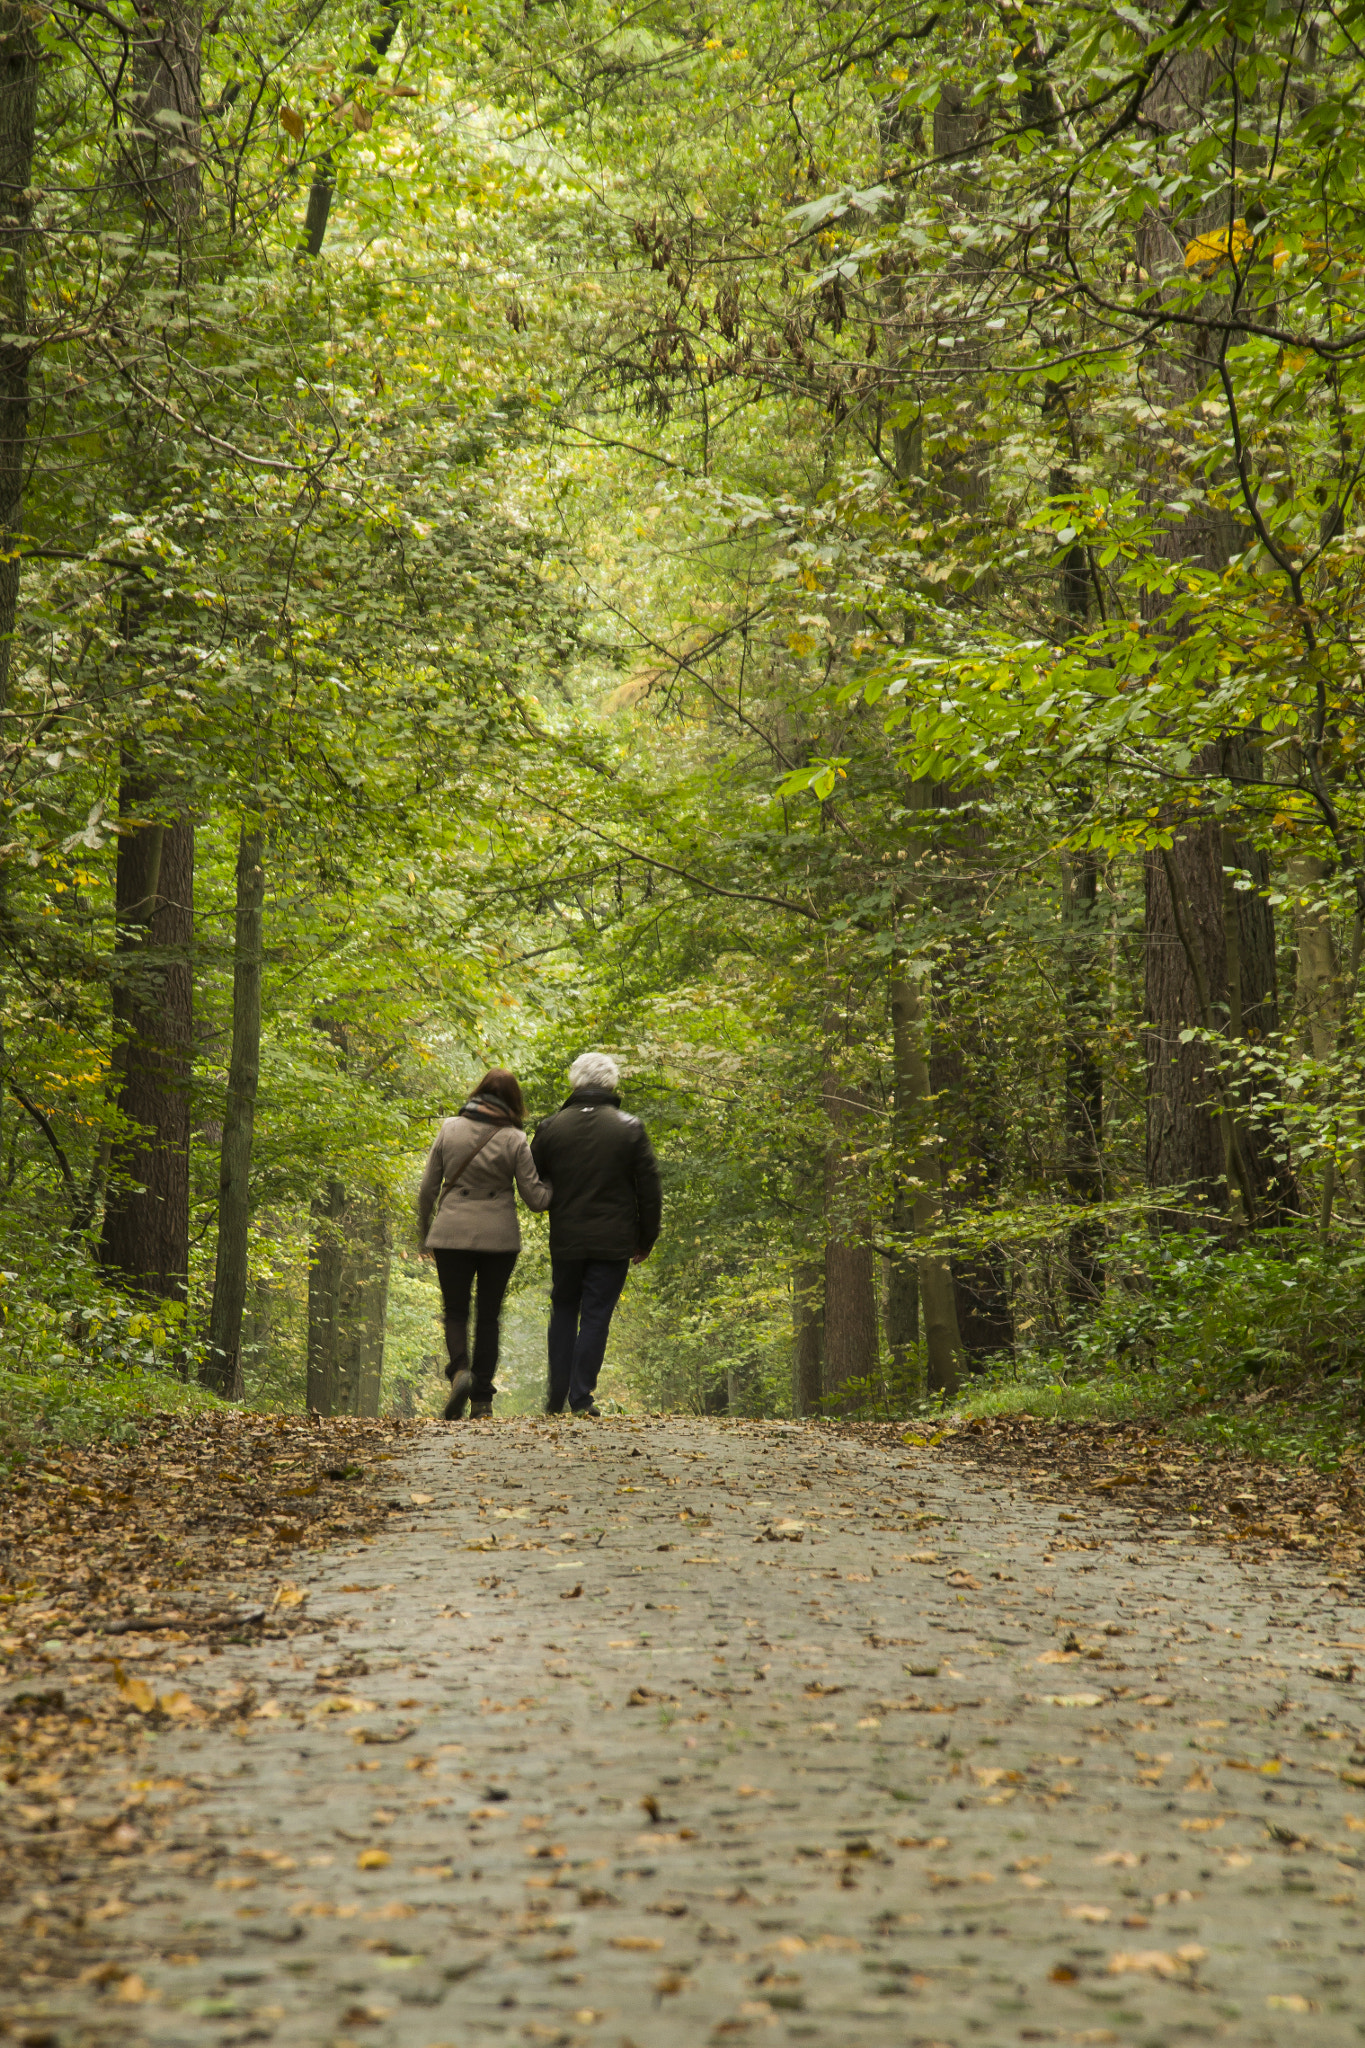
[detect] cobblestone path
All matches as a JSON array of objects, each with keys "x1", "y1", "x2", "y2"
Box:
[{"x1": 6, "y1": 1416, "x2": 1365, "y2": 2047}]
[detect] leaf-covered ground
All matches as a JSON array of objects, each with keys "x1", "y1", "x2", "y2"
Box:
[
  {"x1": 920, "y1": 1414, "x2": 1365, "y2": 1580},
  {"x1": 0, "y1": 1414, "x2": 417, "y2": 1927},
  {"x1": 3, "y1": 1415, "x2": 1364, "y2": 2046}
]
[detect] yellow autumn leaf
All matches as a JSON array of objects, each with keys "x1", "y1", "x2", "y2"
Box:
[
  {"x1": 159, "y1": 1689, "x2": 196, "y2": 1717},
  {"x1": 279, "y1": 106, "x2": 305, "y2": 142},
  {"x1": 118, "y1": 1675, "x2": 157, "y2": 1714},
  {"x1": 356, "y1": 1848, "x2": 391, "y2": 1870}
]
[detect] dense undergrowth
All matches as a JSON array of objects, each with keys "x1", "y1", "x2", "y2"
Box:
[{"x1": 948, "y1": 1232, "x2": 1365, "y2": 1472}]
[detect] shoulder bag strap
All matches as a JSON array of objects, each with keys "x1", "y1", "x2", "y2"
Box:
[{"x1": 440, "y1": 1118, "x2": 502, "y2": 1200}]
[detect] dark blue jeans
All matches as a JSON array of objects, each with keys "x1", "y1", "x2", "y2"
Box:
[{"x1": 548, "y1": 1257, "x2": 630, "y2": 1413}]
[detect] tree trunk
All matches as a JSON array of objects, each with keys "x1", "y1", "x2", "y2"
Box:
[
  {"x1": 99, "y1": 798, "x2": 194, "y2": 1301},
  {"x1": 890, "y1": 954, "x2": 963, "y2": 1397},
  {"x1": 100, "y1": 2, "x2": 202, "y2": 1309},
  {"x1": 1291, "y1": 853, "x2": 1340, "y2": 1062},
  {"x1": 306, "y1": 1179, "x2": 345, "y2": 1413},
  {"x1": 792, "y1": 1262, "x2": 824, "y2": 1414},
  {"x1": 299, "y1": 3, "x2": 401, "y2": 257},
  {"x1": 821, "y1": 1074, "x2": 878, "y2": 1408},
  {"x1": 203, "y1": 824, "x2": 265, "y2": 1396},
  {"x1": 1144, "y1": 819, "x2": 1232, "y2": 1218},
  {"x1": 307, "y1": 1185, "x2": 390, "y2": 1415},
  {"x1": 1064, "y1": 850, "x2": 1105, "y2": 1306},
  {"x1": 0, "y1": 4, "x2": 41, "y2": 1177},
  {"x1": 0, "y1": 1, "x2": 36, "y2": 718}
]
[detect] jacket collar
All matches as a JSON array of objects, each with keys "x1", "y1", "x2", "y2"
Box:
[{"x1": 564, "y1": 1087, "x2": 621, "y2": 1108}]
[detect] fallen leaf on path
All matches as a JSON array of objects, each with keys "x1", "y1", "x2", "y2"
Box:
[
  {"x1": 609, "y1": 1936, "x2": 663, "y2": 1950},
  {"x1": 356, "y1": 1848, "x2": 391, "y2": 1870},
  {"x1": 947, "y1": 1572, "x2": 981, "y2": 1590},
  {"x1": 114, "y1": 1673, "x2": 157, "y2": 1714},
  {"x1": 1040, "y1": 1693, "x2": 1104, "y2": 1707},
  {"x1": 560, "y1": 1583, "x2": 583, "y2": 1600},
  {"x1": 409, "y1": 1493, "x2": 434, "y2": 1506},
  {"x1": 1067, "y1": 1904, "x2": 1111, "y2": 1922},
  {"x1": 1108, "y1": 1946, "x2": 1205, "y2": 1978},
  {"x1": 1268, "y1": 1995, "x2": 1316, "y2": 2012}
]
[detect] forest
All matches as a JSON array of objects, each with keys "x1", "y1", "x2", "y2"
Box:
[{"x1": 3, "y1": 0, "x2": 1365, "y2": 1453}]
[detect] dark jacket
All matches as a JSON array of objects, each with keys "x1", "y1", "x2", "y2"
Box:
[{"x1": 530, "y1": 1089, "x2": 662, "y2": 1261}]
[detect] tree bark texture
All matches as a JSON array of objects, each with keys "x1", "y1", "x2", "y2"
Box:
[
  {"x1": 99, "y1": 800, "x2": 194, "y2": 1300},
  {"x1": 129, "y1": 0, "x2": 202, "y2": 255},
  {"x1": 1290, "y1": 853, "x2": 1341, "y2": 1061},
  {"x1": 890, "y1": 955, "x2": 963, "y2": 1397},
  {"x1": 203, "y1": 824, "x2": 265, "y2": 1397},
  {"x1": 0, "y1": 1, "x2": 36, "y2": 719},
  {"x1": 307, "y1": 1185, "x2": 390, "y2": 1416},
  {"x1": 1145, "y1": 771, "x2": 1294, "y2": 1226},
  {"x1": 1064, "y1": 851, "x2": 1105, "y2": 1306},
  {"x1": 791, "y1": 1150, "x2": 824, "y2": 1413},
  {"x1": 821, "y1": 1073, "x2": 878, "y2": 1408}
]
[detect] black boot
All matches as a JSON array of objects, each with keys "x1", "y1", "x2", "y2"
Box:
[{"x1": 443, "y1": 1368, "x2": 472, "y2": 1420}]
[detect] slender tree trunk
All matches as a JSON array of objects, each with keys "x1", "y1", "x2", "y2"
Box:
[
  {"x1": 307, "y1": 1185, "x2": 389, "y2": 1415},
  {"x1": 887, "y1": 955, "x2": 925, "y2": 1403},
  {"x1": 299, "y1": 3, "x2": 401, "y2": 257},
  {"x1": 1064, "y1": 850, "x2": 1105, "y2": 1305},
  {"x1": 306, "y1": 1180, "x2": 345, "y2": 1414},
  {"x1": 1291, "y1": 853, "x2": 1341, "y2": 1062},
  {"x1": 0, "y1": 4, "x2": 41, "y2": 1175},
  {"x1": 0, "y1": 1, "x2": 36, "y2": 717},
  {"x1": 791, "y1": 1157, "x2": 824, "y2": 1414},
  {"x1": 890, "y1": 953, "x2": 963, "y2": 1396},
  {"x1": 821, "y1": 1073, "x2": 878, "y2": 1408},
  {"x1": 203, "y1": 824, "x2": 265, "y2": 1396},
  {"x1": 101, "y1": 1, "x2": 203, "y2": 1310},
  {"x1": 99, "y1": 799, "x2": 194, "y2": 1300}
]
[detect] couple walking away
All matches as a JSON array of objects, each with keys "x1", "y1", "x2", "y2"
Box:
[{"x1": 417, "y1": 1052, "x2": 662, "y2": 1419}]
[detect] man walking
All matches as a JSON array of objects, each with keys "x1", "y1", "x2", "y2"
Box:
[{"x1": 531, "y1": 1052, "x2": 662, "y2": 1417}]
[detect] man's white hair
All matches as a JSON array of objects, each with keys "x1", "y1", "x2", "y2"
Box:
[{"x1": 570, "y1": 1050, "x2": 619, "y2": 1093}]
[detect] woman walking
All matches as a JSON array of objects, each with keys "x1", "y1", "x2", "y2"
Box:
[{"x1": 417, "y1": 1069, "x2": 551, "y2": 1419}]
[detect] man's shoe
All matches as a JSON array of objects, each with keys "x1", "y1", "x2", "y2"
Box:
[
  {"x1": 470, "y1": 1398, "x2": 493, "y2": 1420},
  {"x1": 443, "y1": 1368, "x2": 472, "y2": 1421},
  {"x1": 571, "y1": 1402, "x2": 601, "y2": 1419}
]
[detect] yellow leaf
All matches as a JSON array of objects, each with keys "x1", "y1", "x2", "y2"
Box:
[
  {"x1": 610, "y1": 1936, "x2": 663, "y2": 1951},
  {"x1": 410, "y1": 1492, "x2": 434, "y2": 1505},
  {"x1": 272, "y1": 1584, "x2": 307, "y2": 1608},
  {"x1": 113, "y1": 1973, "x2": 147, "y2": 2003},
  {"x1": 280, "y1": 106, "x2": 305, "y2": 142},
  {"x1": 118, "y1": 1676, "x2": 157, "y2": 1714},
  {"x1": 356, "y1": 1848, "x2": 391, "y2": 1870},
  {"x1": 1184, "y1": 220, "x2": 1253, "y2": 271},
  {"x1": 159, "y1": 1689, "x2": 196, "y2": 1717}
]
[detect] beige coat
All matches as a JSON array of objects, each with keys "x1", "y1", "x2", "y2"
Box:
[{"x1": 418, "y1": 1117, "x2": 552, "y2": 1253}]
